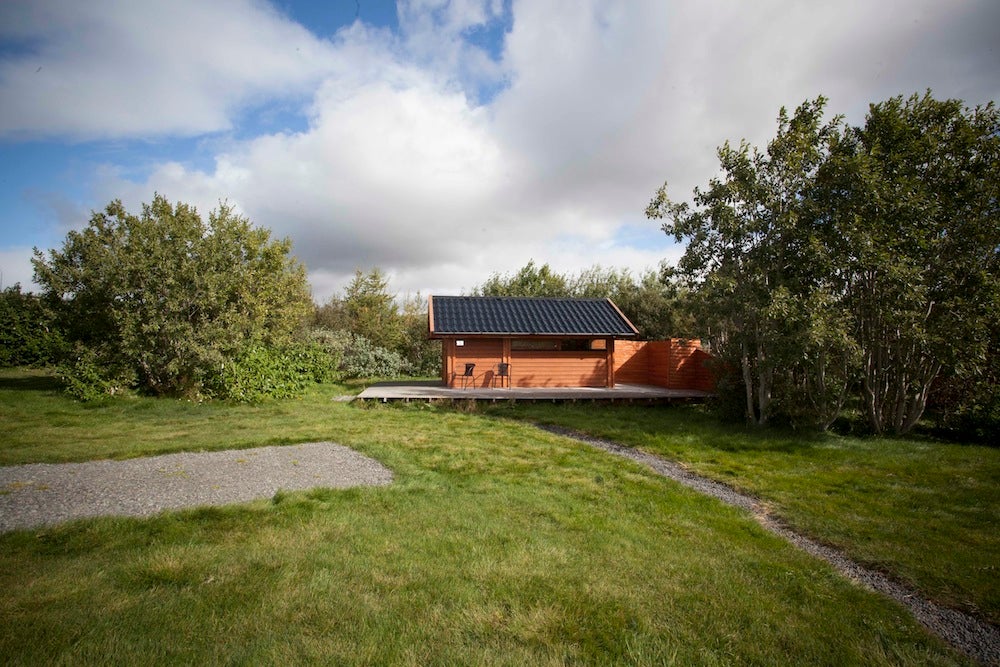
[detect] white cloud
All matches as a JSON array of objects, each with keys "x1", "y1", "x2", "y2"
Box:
[
  {"x1": 14, "y1": 0, "x2": 999, "y2": 301},
  {"x1": 0, "y1": 0, "x2": 341, "y2": 139},
  {"x1": 0, "y1": 247, "x2": 38, "y2": 291}
]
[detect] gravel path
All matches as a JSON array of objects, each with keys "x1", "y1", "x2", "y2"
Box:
[
  {"x1": 0, "y1": 442, "x2": 393, "y2": 532},
  {"x1": 536, "y1": 423, "x2": 1000, "y2": 667}
]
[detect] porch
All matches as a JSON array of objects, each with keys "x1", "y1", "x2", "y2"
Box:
[{"x1": 354, "y1": 380, "x2": 712, "y2": 403}]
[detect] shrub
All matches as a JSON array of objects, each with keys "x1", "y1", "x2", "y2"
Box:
[
  {"x1": 203, "y1": 344, "x2": 337, "y2": 403},
  {"x1": 309, "y1": 329, "x2": 412, "y2": 379},
  {"x1": 57, "y1": 345, "x2": 136, "y2": 402},
  {"x1": 32, "y1": 195, "x2": 313, "y2": 398},
  {"x1": 0, "y1": 285, "x2": 66, "y2": 367}
]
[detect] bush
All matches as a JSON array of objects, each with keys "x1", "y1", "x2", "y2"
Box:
[
  {"x1": 203, "y1": 344, "x2": 337, "y2": 403},
  {"x1": 309, "y1": 329, "x2": 412, "y2": 379},
  {"x1": 55, "y1": 341, "x2": 336, "y2": 404},
  {"x1": 0, "y1": 285, "x2": 66, "y2": 367},
  {"x1": 929, "y1": 371, "x2": 1000, "y2": 444},
  {"x1": 57, "y1": 345, "x2": 137, "y2": 402},
  {"x1": 33, "y1": 195, "x2": 313, "y2": 398}
]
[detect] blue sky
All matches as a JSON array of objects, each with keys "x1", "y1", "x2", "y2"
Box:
[{"x1": 1, "y1": 0, "x2": 998, "y2": 300}]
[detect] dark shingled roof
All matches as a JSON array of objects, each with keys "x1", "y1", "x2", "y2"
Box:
[{"x1": 429, "y1": 296, "x2": 638, "y2": 337}]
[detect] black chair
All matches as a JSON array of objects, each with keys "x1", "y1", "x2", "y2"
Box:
[
  {"x1": 459, "y1": 363, "x2": 476, "y2": 389},
  {"x1": 493, "y1": 362, "x2": 510, "y2": 388}
]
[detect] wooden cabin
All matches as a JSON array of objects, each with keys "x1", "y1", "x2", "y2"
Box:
[{"x1": 428, "y1": 296, "x2": 639, "y2": 388}]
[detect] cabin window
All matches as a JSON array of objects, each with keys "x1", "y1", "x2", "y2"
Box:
[
  {"x1": 511, "y1": 339, "x2": 559, "y2": 351},
  {"x1": 510, "y1": 339, "x2": 601, "y2": 351}
]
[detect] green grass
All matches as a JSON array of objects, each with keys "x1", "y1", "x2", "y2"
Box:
[
  {"x1": 0, "y1": 369, "x2": 977, "y2": 664},
  {"x1": 0, "y1": 368, "x2": 369, "y2": 465},
  {"x1": 485, "y1": 401, "x2": 1000, "y2": 628}
]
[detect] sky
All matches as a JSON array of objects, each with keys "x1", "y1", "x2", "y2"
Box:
[{"x1": 1, "y1": 0, "x2": 998, "y2": 302}]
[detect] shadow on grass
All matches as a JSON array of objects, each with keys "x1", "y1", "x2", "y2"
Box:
[{"x1": 0, "y1": 373, "x2": 63, "y2": 393}]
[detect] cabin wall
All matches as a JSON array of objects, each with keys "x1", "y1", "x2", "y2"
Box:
[
  {"x1": 442, "y1": 337, "x2": 714, "y2": 391},
  {"x1": 510, "y1": 351, "x2": 607, "y2": 388},
  {"x1": 447, "y1": 338, "x2": 504, "y2": 388},
  {"x1": 614, "y1": 339, "x2": 715, "y2": 392}
]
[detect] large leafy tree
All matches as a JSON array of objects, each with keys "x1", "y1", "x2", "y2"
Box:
[
  {"x1": 650, "y1": 92, "x2": 999, "y2": 434},
  {"x1": 33, "y1": 195, "x2": 312, "y2": 397},
  {"x1": 648, "y1": 98, "x2": 847, "y2": 426},
  {"x1": 825, "y1": 93, "x2": 1000, "y2": 434}
]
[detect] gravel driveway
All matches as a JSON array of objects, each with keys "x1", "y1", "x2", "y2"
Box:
[{"x1": 0, "y1": 442, "x2": 393, "y2": 532}]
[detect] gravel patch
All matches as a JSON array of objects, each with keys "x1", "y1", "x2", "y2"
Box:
[
  {"x1": 0, "y1": 442, "x2": 393, "y2": 532},
  {"x1": 537, "y1": 423, "x2": 1000, "y2": 666}
]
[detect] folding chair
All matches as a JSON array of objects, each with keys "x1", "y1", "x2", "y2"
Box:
[
  {"x1": 459, "y1": 363, "x2": 476, "y2": 389},
  {"x1": 493, "y1": 362, "x2": 511, "y2": 388}
]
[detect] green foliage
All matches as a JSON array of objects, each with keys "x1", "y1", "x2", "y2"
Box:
[
  {"x1": 929, "y1": 323, "x2": 1000, "y2": 443},
  {"x1": 0, "y1": 284, "x2": 66, "y2": 367},
  {"x1": 32, "y1": 195, "x2": 313, "y2": 399},
  {"x1": 313, "y1": 295, "x2": 350, "y2": 331},
  {"x1": 824, "y1": 92, "x2": 1000, "y2": 434},
  {"x1": 398, "y1": 293, "x2": 441, "y2": 375},
  {"x1": 650, "y1": 92, "x2": 999, "y2": 435},
  {"x1": 340, "y1": 268, "x2": 403, "y2": 350},
  {"x1": 602, "y1": 266, "x2": 699, "y2": 339},
  {"x1": 338, "y1": 334, "x2": 411, "y2": 379},
  {"x1": 309, "y1": 328, "x2": 411, "y2": 379},
  {"x1": 649, "y1": 97, "x2": 847, "y2": 427},
  {"x1": 315, "y1": 274, "x2": 439, "y2": 377},
  {"x1": 474, "y1": 260, "x2": 571, "y2": 297},
  {"x1": 203, "y1": 345, "x2": 337, "y2": 403},
  {"x1": 56, "y1": 344, "x2": 136, "y2": 402},
  {"x1": 473, "y1": 261, "x2": 696, "y2": 339}
]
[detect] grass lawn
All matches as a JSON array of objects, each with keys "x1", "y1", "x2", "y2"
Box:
[
  {"x1": 485, "y1": 402, "x2": 1000, "y2": 629},
  {"x1": 0, "y1": 369, "x2": 978, "y2": 664}
]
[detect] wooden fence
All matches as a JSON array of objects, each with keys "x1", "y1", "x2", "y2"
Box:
[{"x1": 615, "y1": 339, "x2": 715, "y2": 392}]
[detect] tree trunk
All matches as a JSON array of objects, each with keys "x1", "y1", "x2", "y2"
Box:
[
  {"x1": 756, "y1": 338, "x2": 772, "y2": 426},
  {"x1": 741, "y1": 344, "x2": 756, "y2": 424}
]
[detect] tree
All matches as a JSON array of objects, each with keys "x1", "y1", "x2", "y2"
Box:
[
  {"x1": 648, "y1": 98, "x2": 846, "y2": 426},
  {"x1": 474, "y1": 260, "x2": 571, "y2": 297},
  {"x1": 825, "y1": 93, "x2": 1000, "y2": 434},
  {"x1": 340, "y1": 268, "x2": 403, "y2": 351},
  {"x1": 398, "y1": 292, "x2": 441, "y2": 376},
  {"x1": 32, "y1": 195, "x2": 313, "y2": 397},
  {"x1": 313, "y1": 295, "x2": 350, "y2": 332},
  {"x1": 471, "y1": 261, "x2": 693, "y2": 340},
  {"x1": 0, "y1": 284, "x2": 65, "y2": 367}
]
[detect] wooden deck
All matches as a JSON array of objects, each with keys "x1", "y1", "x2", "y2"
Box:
[{"x1": 355, "y1": 380, "x2": 711, "y2": 403}]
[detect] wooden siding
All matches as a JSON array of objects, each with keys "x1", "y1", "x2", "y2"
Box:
[
  {"x1": 448, "y1": 338, "x2": 504, "y2": 388},
  {"x1": 440, "y1": 336, "x2": 713, "y2": 391},
  {"x1": 614, "y1": 340, "x2": 650, "y2": 384},
  {"x1": 510, "y1": 351, "x2": 607, "y2": 387},
  {"x1": 659, "y1": 341, "x2": 714, "y2": 392},
  {"x1": 614, "y1": 339, "x2": 715, "y2": 392}
]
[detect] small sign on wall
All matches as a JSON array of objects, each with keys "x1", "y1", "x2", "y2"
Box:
[{"x1": 456, "y1": 340, "x2": 464, "y2": 346}]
